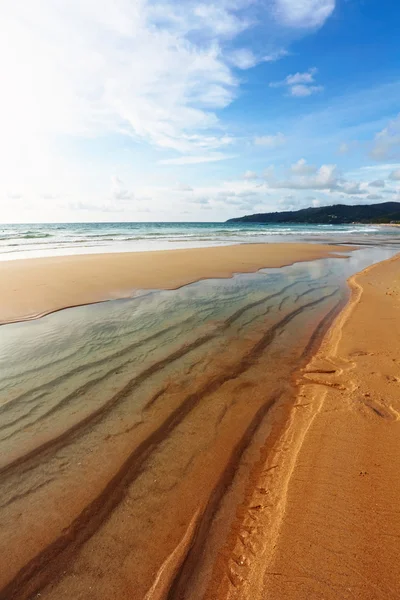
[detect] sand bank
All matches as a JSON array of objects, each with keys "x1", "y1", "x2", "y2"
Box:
[
  {"x1": 201, "y1": 253, "x2": 400, "y2": 599},
  {"x1": 0, "y1": 243, "x2": 352, "y2": 324}
]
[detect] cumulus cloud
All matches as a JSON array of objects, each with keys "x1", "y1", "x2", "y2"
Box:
[
  {"x1": 370, "y1": 114, "x2": 400, "y2": 161},
  {"x1": 262, "y1": 161, "x2": 371, "y2": 196},
  {"x1": 389, "y1": 168, "x2": 400, "y2": 180},
  {"x1": 270, "y1": 68, "x2": 323, "y2": 97},
  {"x1": 290, "y1": 158, "x2": 317, "y2": 175},
  {"x1": 264, "y1": 163, "x2": 339, "y2": 190},
  {"x1": 366, "y1": 194, "x2": 383, "y2": 200},
  {"x1": 254, "y1": 133, "x2": 286, "y2": 148},
  {"x1": 273, "y1": 0, "x2": 335, "y2": 28},
  {"x1": 339, "y1": 181, "x2": 364, "y2": 195}
]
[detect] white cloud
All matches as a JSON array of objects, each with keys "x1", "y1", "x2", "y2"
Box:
[
  {"x1": 270, "y1": 68, "x2": 323, "y2": 97},
  {"x1": 263, "y1": 49, "x2": 290, "y2": 62},
  {"x1": 286, "y1": 67, "x2": 317, "y2": 85},
  {"x1": 290, "y1": 159, "x2": 317, "y2": 175},
  {"x1": 339, "y1": 181, "x2": 364, "y2": 195},
  {"x1": 262, "y1": 161, "x2": 372, "y2": 196},
  {"x1": 389, "y1": 168, "x2": 400, "y2": 180},
  {"x1": 264, "y1": 163, "x2": 339, "y2": 190},
  {"x1": 0, "y1": 1, "x2": 249, "y2": 161},
  {"x1": 0, "y1": 0, "x2": 327, "y2": 171},
  {"x1": 290, "y1": 84, "x2": 323, "y2": 97},
  {"x1": 370, "y1": 114, "x2": 400, "y2": 161},
  {"x1": 229, "y1": 48, "x2": 258, "y2": 70},
  {"x1": 191, "y1": 3, "x2": 250, "y2": 38},
  {"x1": 174, "y1": 183, "x2": 193, "y2": 191},
  {"x1": 357, "y1": 163, "x2": 400, "y2": 173},
  {"x1": 254, "y1": 132, "x2": 287, "y2": 148},
  {"x1": 368, "y1": 179, "x2": 385, "y2": 187},
  {"x1": 229, "y1": 47, "x2": 288, "y2": 70},
  {"x1": 160, "y1": 153, "x2": 235, "y2": 165},
  {"x1": 243, "y1": 170, "x2": 259, "y2": 180},
  {"x1": 273, "y1": 0, "x2": 335, "y2": 28},
  {"x1": 366, "y1": 194, "x2": 383, "y2": 201}
]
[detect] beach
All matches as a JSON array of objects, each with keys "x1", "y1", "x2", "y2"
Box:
[
  {"x1": 0, "y1": 242, "x2": 353, "y2": 323},
  {"x1": 198, "y1": 252, "x2": 400, "y2": 599},
  {"x1": 0, "y1": 241, "x2": 399, "y2": 600},
  {"x1": 258, "y1": 253, "x2": 400, "y2": 599}
]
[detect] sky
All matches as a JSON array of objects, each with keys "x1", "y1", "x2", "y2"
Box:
[{"x1": 1, "y1": 0, "x2": 400, "y2": 223}]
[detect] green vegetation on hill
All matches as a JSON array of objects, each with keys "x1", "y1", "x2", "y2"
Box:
[{"x1": 227, "y1": 202, "x2": 400, "y2": 225}]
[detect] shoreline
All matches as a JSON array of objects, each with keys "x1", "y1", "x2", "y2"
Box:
[
  {"x1": 0, "y1": 242, "x2": 353, "y2": 325},
  {"x1": 0, "y1": 248, "x2": 398, "y2": 598},
  {"x1": 0, "y1": 245, "x2": 348, "y2": 599},
  {"x1": 208, "y1": 252, "x2": 400, "y2": 599}
]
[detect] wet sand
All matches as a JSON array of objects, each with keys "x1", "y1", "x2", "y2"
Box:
[
  {"x1": 199, "y1": 253, "x2": 400, "y2": 599},
  {"x1": 0, "y1": 251, "x2": 352, "y2": 600},
  {"x1": 0, "y1": 247, "x2": 399, "y2": 600},
  {"x1": 0, "y1": 243, "x2": 352, "y2": 324}
]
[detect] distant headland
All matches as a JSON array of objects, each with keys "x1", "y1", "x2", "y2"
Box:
[{"x1": 226, "y1": 201, "x2": 400, "y2": 224}]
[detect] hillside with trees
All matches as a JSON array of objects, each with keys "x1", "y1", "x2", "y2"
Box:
[{"x1": 227, "y1": 202, "x2": 400, "y2": 224}]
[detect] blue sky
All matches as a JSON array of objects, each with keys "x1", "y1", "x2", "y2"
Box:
[{"x1": 1, "y1": 0, "x2": 400, "y2": 222}]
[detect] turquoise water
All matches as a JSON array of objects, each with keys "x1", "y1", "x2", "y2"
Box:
[{"x1": 0, "y1": 221, "x2": 398, "y2": 260}]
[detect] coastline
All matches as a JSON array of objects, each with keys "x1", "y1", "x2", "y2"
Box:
[
  {"x1": 0, "y1": 242, "x2": 353, "y2": 325},
  {"x1": 0, "y1": 245, "x2": 349, "y2": 599},
  {"x1": 199, "y1": 252, "x2": 400, "y2": 599}
]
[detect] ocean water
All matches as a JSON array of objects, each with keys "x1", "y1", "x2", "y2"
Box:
[{"x1": 0, "y1": 221, "x2": 398, "y2": 260}]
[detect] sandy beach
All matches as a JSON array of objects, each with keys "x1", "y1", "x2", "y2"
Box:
[
  {"x1": 261, "y1": 253, "x2": 400, "y2": 599},
  {"x1": 199, "y1": 252, "x2": 400, "y2": 599},
  {"x1": 0, "y1": 244, "x2": 399, "y2": 600},
  {"x1": 3, "y1": 0, "x2": 400, "y2": 597},
  {"x1": 0, "y1": 243, "x2": 352, "y2": 324}
]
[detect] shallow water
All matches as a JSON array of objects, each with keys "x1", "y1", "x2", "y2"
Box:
[{"x1": 0, "y1": 245, "x2": 397, "y2": 599}]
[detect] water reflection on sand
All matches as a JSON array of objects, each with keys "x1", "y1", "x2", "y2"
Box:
[{"x1": 0, "y1": 245, "x2": 397, "y2": 600}]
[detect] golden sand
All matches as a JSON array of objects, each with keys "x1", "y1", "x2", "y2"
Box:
[
  {"x1": 0, "y1": 243, "x2": 351, "y2": 324},
  {"x1": 201, "y1": 253, "x2": 400, "y2": 599},
  {"x1": 1, "y1": 246, "x2": 399, "y2": 600}
]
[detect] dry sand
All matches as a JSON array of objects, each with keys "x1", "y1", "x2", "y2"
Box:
[
  {"x1": 0, "y1": 243, "x2": 351, "y2": 324},
  {"x1": 202, "y1": 253, "x2": 400, "y2": 599}
]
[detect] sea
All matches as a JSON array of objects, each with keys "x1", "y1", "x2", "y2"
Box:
[{"x1": 0, "y1": 221, "x2": 398, "y2": 260}]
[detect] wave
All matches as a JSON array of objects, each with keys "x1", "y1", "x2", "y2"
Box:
[
  {"x1": 0, "y1": 222, "x2": 395, "y2": 261},
  {"x1": 0, "y1": 232, "x2": 53, "y2": 241}
]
